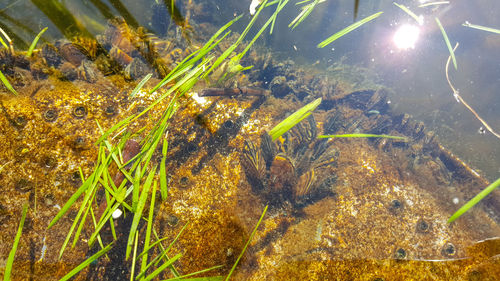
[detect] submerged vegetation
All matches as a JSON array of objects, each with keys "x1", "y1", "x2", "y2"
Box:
[{"x1": 0, "y1": 0, "x2": 499, "y2": 280}]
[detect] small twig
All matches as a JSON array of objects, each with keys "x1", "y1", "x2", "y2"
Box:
[{"x1": 445, "y1": 42, "x2": 500, "y2": 139}]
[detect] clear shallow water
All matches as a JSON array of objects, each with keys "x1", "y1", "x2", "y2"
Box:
[{"x1": 1, "y1": 0, "x2": 500, "y2": 279}]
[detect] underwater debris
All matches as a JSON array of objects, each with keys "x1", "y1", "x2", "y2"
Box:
[{"x1": 200, "y1": 86, "x2": 270, "y2": 97}]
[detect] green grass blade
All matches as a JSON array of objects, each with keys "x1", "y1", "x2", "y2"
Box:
[
  {"x1": 171, "y1": 277, "x2": 224, "y2": 281},
  {"x1": 135, "y1": 222, "x2": 189, "y2": 279},
  {"x1": 164, "y1": 265, "x2": 224, "y2": 280},
  {"x1": 204, "y1": 1, "x2": 267, "y2": 77},
  {"x1": 269, "y1": 0, "x2": 283, "y2": 34},
  {"x1": 60, "y1": 187, "x2": 93, "y2": 258},
  {"x1": 129, "y1": 73, "x2": 152, "y2": 97},
  {"x1": 4, "y1": 202, "x2": 28, "y2": 281},
  {"x1": 418, "y1": 1, "x2": 449, "y2": 8},
  {"x1": 393, "y1": 3, "x2": 422, "y2": 25},
  {"x1": 269, "y1": 98, "x2": 321, "y2": 141},
  {"x1": 238, "y1": 0, "x2": 289, "y2": 60},
  {"x1": 47, "y1": 170, "x2": 96, "y2": 229},
  {"x1": 141, "y1": 181, "x2": 157, "y2": 276},
  {"x1": 0, "y1": 69, "x2": 18, "y2": 96},
  {"x1": 59, "y1": 242, "x2": 114, "y2": 281},
  {"x1": 26, "y1": 27, "x2": 47, "y2": 57},
  {"x1": 448, "y1": 177, "x2": 500, "y2": 223},
  {"x1": 130, "y1": 232, "x2": 139, "y2": 281},
  {"x1": 160, "y1": 137, "x2": 169, "y2": 200},
  {"x1": 318, "y1": 133, "x2": 407, "y2": 140},
  {"x1": 462, "y1": 21, "x2": 500, "y2": 34},
  {"x1": 143, "y1": 253, "x2": 182, "y2": 281},
  {"x1": 435, "y1": 17, "x2": 457, "y2": 70},
  {"x1": 317, "y1": 11, "x2": 383, "y2": 48},
  {"x1": 0, "y1": 33, "x2": 8, "y2": 50},
  {"x1": 289, "y1": 0, "x2": 319, "y2": 29},
  {"x1": 132, "y1": 164, "x2": 142, "y2": 211},
  {"x1": 224, "y1": 205, "x2": 268, "y2": 281},
  {"x1": 176, "y1": 276, "x2": 224, "y2": 281},
  {"x1": 126, "y1": 166, "x2": 156, "y2": 260}
]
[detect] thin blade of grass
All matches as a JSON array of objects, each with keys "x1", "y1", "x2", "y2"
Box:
[
  {"x1": 129, "y1": 73, "x2": 152, "y2": 98},
  {"x1": 126, "y1": 166, "x2": 156, "y2": 260},
  {"x1": 59, "y1": 242, "x2": 114, "y2": 281},
  {"x1": 204, "y1": 1, "x2": 267, "y2": 77},
  {"x1": 418, "y1": 1, "x2": 449, "y2": 8},
  {"x1": 289, "y1": 0, "x2": 319, "y2": 29},
  {"x1": 224, "y1": 205, "x2": 268, "y2": 281},
  {"x1": 179, "y1": 277, "x2": 223, "y2": 281},
  {"x1": 60, "y1": 186, "x2": 95, "y2": 259},
  {"x1": 269, "y1": 0, "x2": 283, "y2": 34},
  {"x1": 237, "y1": 0, "x2": 289, "y2": 60},
  {"x1": 4, "y1": 202, "x2": 28, "y2": 281},
  {"x1": 318, "y1": 133, "x2": 407, "y2": 140},
  {"x1": 141, "y1": 181, "x2": 157, "y2": 276},
  {"x1": 132, "y1": 164, "x2": 142, "y2": 211},
  {"x1": 435, "y1": 17, "x2": 457, "y2": 70},
  {"x1": 462, "y1": 21, "x2": 500, "y2": 34},
  {"x1": 269, "y1": 98, "x2": 321, "y2": 141},
  {"x1": 130, "y1": 232, "x2": 139, "y2": 281},
  {"x1": 0, "y1": 33, "x2": 8, "y2": 50},
  {"x1": 143, "y1": 253, "x2": 182, "y2": 281},
  {"x1": 448, "y1": 177, "x2": 500, "y2": 223},
  {"x1": 0, "y1": 69, "x2": 18, "y2": 96},
  {"x1": 135, "y1": 223, "x2": 188, "y2": 279},
  {"x1": 47, "y1": 169, "x2": 97, "y2": 229},
  {"x1": 0, "y1": 27, "x2": 11, "y2": 51},
  {"x1": 317, "y1": 11, "x2": 383, "y2": 48},
  {"x1": 393, "y1": 2, "x2": 422, "y2": 25},
  {"x1": 165, "y1": 265, "x2": 224, "y2": 280},
  {"x1": 160, "y1": 136, "x2": 169, "y2": 200},
  {"x1": 26, "y1": 27, "x2": 47, "y2": 57}
]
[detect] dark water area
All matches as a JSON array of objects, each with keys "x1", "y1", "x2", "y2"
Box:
[{"x1": 1, "y1": 0, "x2": 500, "y2": 280}]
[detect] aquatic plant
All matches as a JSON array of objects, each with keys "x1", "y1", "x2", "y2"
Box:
[
  {"x1": 42, "y1": 2, "x2": 287, "y2": 278},
  {"x1": 448, "y1": 177, "x2": 500, "y2": 223},
  {"x1": 3, "y1": 202, "x2": 28, "y2": 281},
  {"x1": 317, "y1": 11, "x2": 383, "y2": 48},
  {"x1": 436, "y1": 17, "x2": 457, "y2": 70},
  {"x1": 26, "y1": 27, "x2": 47, "y2": 57},
  {"x1": 393, "y1": 2, "x2": 423, "y2": 25},
  {"x1": 269, "y1": 97, "x2": 321, "y2": 141},
  {"x1": 462, "y1": 21, "x2": 500, "y2": 34},
  {"x1": 0, "y1": 69, "x2": 18, "y2": 95},
  {"x1": 318, "y1": 133, "x2": 407, "y2": 140}
]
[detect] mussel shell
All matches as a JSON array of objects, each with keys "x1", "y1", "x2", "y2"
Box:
[
  {"x1": 294, "y1": 169, "x2": 315, "y2": 199},
  {"x1": 269, "y1": 154, "x2": 296, "y2": 194},
  {"x1": 241, "y1": 140, "x2": 266, "y2": 191}
]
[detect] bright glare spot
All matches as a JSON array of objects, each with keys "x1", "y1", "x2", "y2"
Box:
[{"x1": 393, "y1": 24, "x2": 420, "y2": 49}]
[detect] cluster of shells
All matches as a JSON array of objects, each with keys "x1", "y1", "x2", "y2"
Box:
[
  {"x1": 25, "y1": 17, "x2": 190, "y2": 84},
  {"x1": 241, "y1": 116, "x2": 338, "y2": 207}
]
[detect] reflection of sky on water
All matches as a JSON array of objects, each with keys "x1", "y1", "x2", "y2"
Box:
[{"x1": 1, "y1": 0, "x2": 499, "y2": 179}]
